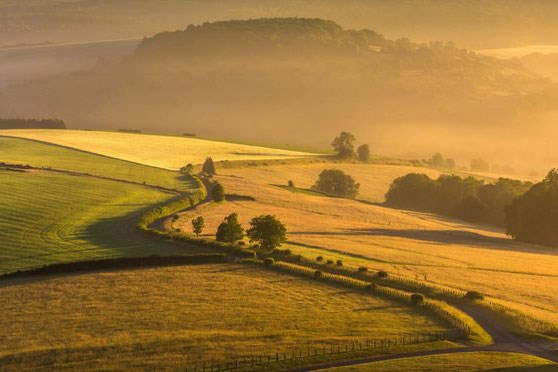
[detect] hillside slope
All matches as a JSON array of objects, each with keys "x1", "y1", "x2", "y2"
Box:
[{"x1": 2, "y1": 19, "x2": 557, "y2": 172}]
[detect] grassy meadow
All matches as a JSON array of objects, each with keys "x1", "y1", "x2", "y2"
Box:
[
  {"x1": 0, "y1": 129, "x2": 316, "y2": 169},
  {"x1": 174, "y1": 165, "x2": 558, "y2": 326},
  {"x1": 0, "y1": 136, "x2": 194, "y2": 190},
  {"x1": 326, "y1": 352, "x2": 556, "y2": 371},
  {"x1": 0, "y1": 170, "x2": 207, "y2": 274},
  {"x1": 0, "y1": 264, "x2": 453, "y2": 369}
]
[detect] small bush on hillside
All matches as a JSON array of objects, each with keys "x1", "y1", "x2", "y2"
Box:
[
  {"x1": 263, "y1": 258, "x2": 275, "y2": 266},
  {"x1": 336, "y1": 260, "x2": 343, "y2": 267},
  {"x1": 377, "y1": 270, "x2": 389, "y2": 278},
  {"x1": 316, "y1": 256, "x2": 324, "y2": 262},
  {"x1": 288, "y1": 180, "x2": 295, "y2": 187},
  {"x1": 202, "y1": 157, "x2": 216, "y2": 175},
  {"x1": 211, "y1": 182, "x2": 225, "y2": 202},
  {"x1": 358, "y1": 266, "x2": 368, "y2": 273},
  {"x1": 326, "y1": 259, "x2": 334, "y2": 265},
  {"x1": 314, "y1": 270, "x2": 322, "y2": 279},
  {"x1": 464, "y1": 291, "x2": 485, "y2": 301},
  {"x1": 411, "y1": 293, "x2": 424, "y2": 305}
]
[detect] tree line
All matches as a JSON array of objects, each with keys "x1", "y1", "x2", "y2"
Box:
[
  {"x1": 386, "y1": 170, "x2": 558, "y2": 247},
  {"x1": 0, "y1": 118, "x2": 66, "y2": 129}
]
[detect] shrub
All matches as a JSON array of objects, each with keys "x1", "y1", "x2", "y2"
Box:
[
  {"x1": 464, "y1": 291, "x2": 485, "y2": 301},
  {"x1": 357, "y1": 144, "x2": 371, "y2": 162},
  {"x1": 314, "y1": 270, "x2": 322, "y2": 279},
  {"x1": 411, "y1": 293, "x2": 424, "y2": 305},
  {"x1": 284, "y1": 249, "x2": 292, "y2": 255},
  {"x1": 288, "y1": 180, "x2": 295, "y2": 187},
  {"x1": 377, "y1": 270, "x2": 388, "y2": 278},
  {"x1": 202, "y1": 157, "x2": 216, "y2": 175},
  {"x1": 263, "y1": 258, "x2": 275, "y2": 266},
  {"x1": 326, "y1": 259, "x2": 334, "y2": 265},
  {"x1": 358, "y1": 266, "x2": 368, "y2": 272},
  {"x1": 336, "y1": 260, "x2": 343, "y2": 267},
  {"x1": 211, "y1": 182, "x2": 225, "y2": 202},
  {"x1": 316, "y1": 256, "x2": 324, "y2": 262}
]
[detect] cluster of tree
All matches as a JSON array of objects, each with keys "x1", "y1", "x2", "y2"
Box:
[
  {"x1": 331, "y1": 132, "x2": 370, "y2": 161},
  {"x1": 505, "y1": 169, "x2": 558, "y2": 247},
  {"x1": 385, "y1": 173, "x2": 532, "y2": 226},
  {"x1": 0, "y1": 118, "x2": 66, "y2": 129},
  {"x1": 192, "y1": 213, "x2": 287, "y2": 250},
  {"x1": 313, "y1": 169, "x2": 360, "y2": 198},
  {"x1": 424, "y1": 153, "x2": 456, "y2": 169}
]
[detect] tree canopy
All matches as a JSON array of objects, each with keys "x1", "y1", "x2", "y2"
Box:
[
  {"x1": 246, "y1": 215, "x2": 287, "y2": 250},
  {"x1": 216, "y1": 213, "x2": 244, "y2": 243},
  {"x1": 505, "y1": 169, "x2": 558, "y2": 247},
  {"x1": 331, "y1": 132, "x2": 356, "y2": 159},
  {"x1": 313, "y1": 169, "x2": 359, "y2": 198}
]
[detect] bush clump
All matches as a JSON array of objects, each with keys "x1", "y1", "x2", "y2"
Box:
[
  {"x1": 358, "y1": 266, "x2": 368, "y2": 272},
  {"x1": 464, "y1": 291, "x2": 485, "y2": 301},
  {"x1": 326, "y1": 259, "x2": 334, "y2": 265},
  {"x1": 314, "y1": 270, "x2": 322, "y2": 279},
  {"x1": 316, "y1": 256, "x2": 324, "y2": 262},
  {"x1": 377, "y1": 270, "x2": 389, "y2": 278},
  {"x1": 336, "y1": 260, "x2": 343, "y2": 267},
  {"x1": 263, "y1": 258, "x2": 275, "y2": 266},
  {"x1": 411, "y1": 293, "x2": 424, "y2": 305}
]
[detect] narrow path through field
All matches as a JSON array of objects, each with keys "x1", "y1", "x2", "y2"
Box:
[{"x1": 292, "y1": 301, "x2": 558, "y2": 371}]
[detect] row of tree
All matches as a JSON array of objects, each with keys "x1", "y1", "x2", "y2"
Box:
[
  {"x1": 385, "y1": 173, "x2": 532, "y2": 226},
  {"x1": 191, "y1": 213, "x2": 287, "y2": 250},
  {"x1": 331, "y1": 132, "x2": 370, "y2": 161},
  {"x1": 0, "y1": 118, "x2": 66, "y2": 129}
]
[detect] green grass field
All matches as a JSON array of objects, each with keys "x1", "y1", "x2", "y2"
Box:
[
  {"x1": 0, "y1": 264, "x2": 453, "y2": 369},
  {"x1": 0, "y1": 170, "x2": 206, "y2": 274},
  {"x1": 327, "y1": 352, "x2": 556, "y2": 371},
  {"x1": 0, "y1": 136, "x2": 194, "y2": 191}
]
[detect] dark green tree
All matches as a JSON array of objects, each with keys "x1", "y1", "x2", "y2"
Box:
[
  {"x1": 505, "y1": 169, "x2": 558, "y2": 247},
  {"x1": 216, "y1": 213, "x2": 244, "y2": 243},
  {"x1": 202, "y1": 157, "x2": 216, "y2": 175},
  {"x1": 211, "y1": 182, "x2": 225, "y2": 202},
  {"x1": 357, "y1": 144, "x2": 371, "y2": 162},
  {"x1": 331, "y1": 132, "x2": 356, "y2": 159},
  {"x1": 313, "y1": 169, "x2": 359, "y2": 198},
  {"x1": 385, "y1": 173, "x2": 437, "y2": 210},
  {"x1": 180, "y1": 163, "x2": 194, "y2": 174},
  {"x1": 247, "y1": 215, "x2": 287, "y2": 250},
  {"x1": 191, "y1": 216, "x2": 205, "y2": 237}
]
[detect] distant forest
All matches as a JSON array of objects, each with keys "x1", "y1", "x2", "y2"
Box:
[{"x1": 0, "y1": 118, "x2": 66, "y2": 129}]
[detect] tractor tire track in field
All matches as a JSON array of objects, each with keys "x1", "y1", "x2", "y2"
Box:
[{"x1": 293, "y1": 302, "x2": 558, "y2": 371}]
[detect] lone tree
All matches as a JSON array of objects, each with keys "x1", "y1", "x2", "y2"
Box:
[
  {"x1": 211, "y1": 182, "x2": 225, "y2": 202},
  {"x1": 313, "y1": 169, "x2": 360, "y2": 198},
  {"x1": 505, "y1": 169, "x2": 558, "y2": 247},
  {"x1": 247, "y1": 215, "x2": 287, "y2": 250},
  {"x1": 430, "y1": 153, "x2": 445, "y2": 167},
  {"x1": 357, "y1": 144, "x2": 371, "y2": 162},
  {"x1": 216, "y1": 213, "x2": 244, "y2": 243},
  {"x1": 191, "y1": 216, "x2": 205, "y2": 237},
  {"x1": 332, "y1": 132, "x2": 356, "y2": 159},
  {"x1": 202, "y1": 157, "x2": 216, "y2": 175}
]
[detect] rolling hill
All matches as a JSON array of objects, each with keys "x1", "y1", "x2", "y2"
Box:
[{"x1": 2, "y1": 18, "x2": 557, "y2": 173}]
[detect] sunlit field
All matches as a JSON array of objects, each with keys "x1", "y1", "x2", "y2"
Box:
[
  {"x1": 0, "y1": 136, "x2": 194, "y2": 190},
  {"x1": 326, "y1": 352, "x2": 556, "y2": 371},
  {"x1": 0, "y1": 130, "x2": 316, "y2": 169},
  {"x1": 0, "y1": 170, "x2": 203, "y2": 274},
  {"x1": 0, "y1": 264, "x2": 452, "y2": 369},
  {"x1": 174, "y1": 166, "x2": 558, "y2": 325}
]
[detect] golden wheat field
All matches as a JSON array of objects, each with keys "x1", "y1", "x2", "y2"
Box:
[
  {"x1": 173, "y1": 166, "x2": 558, "y2": 326},
  {"x1": 0, "y1": 129, "x2": 316, "y2": 169},
  {"x1": 0, "y1": 265, "x2": 451, "y2": 369}
]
